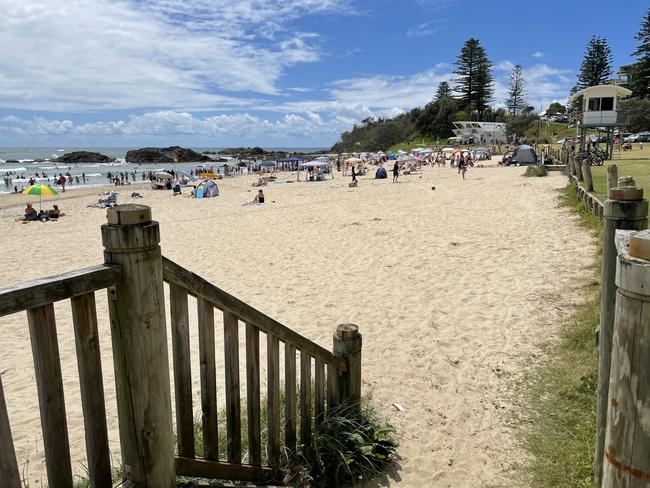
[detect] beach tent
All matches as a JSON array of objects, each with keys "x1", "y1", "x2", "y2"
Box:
[
  {"x1": 375, "y1": 167, "x2": 387, "y2": 179},
  {"x1": 195, "y1": 180, "x2": 219, "y2": 198},
  {"x1": 298, "y1": 160, "x2": 333, "y2": 181},
  {"x1": 512, "y1": 145, "x2": 538, "y2": 165}
]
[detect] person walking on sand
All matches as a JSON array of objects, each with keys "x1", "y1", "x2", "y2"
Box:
[
  {"x1": 459, "y1": 158, "x2": 468, "y2": 180},
  {"x1": 351, "y1": 165, "x2": 357, "y2": 183},
  {"x1": 392, "y1": 161, "x2": 399, "y2": 183}
]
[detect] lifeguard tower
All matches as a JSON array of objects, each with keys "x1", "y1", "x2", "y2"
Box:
[{"x1": 570, "y1": 84, "x2": 632, "y2": 158}]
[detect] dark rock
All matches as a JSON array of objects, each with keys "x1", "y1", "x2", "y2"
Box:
[
  {"x1": 55, "y1": 151, "x2": 113, "y2": 164},
  {"x1": 125, "y1": 146, "x2": 211, "y2": 164}
]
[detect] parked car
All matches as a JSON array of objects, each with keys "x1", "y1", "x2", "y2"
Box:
[
  {"x1": 624, "y1": 133, "x2": 640, "y2": 143},
  {"x1": 637, "y1": 131, "x2": 650, "y2": 142}
]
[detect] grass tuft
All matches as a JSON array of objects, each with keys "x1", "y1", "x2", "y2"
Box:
[{"x1": 524, "y1": 165, "x2": 548, "y2": 177}]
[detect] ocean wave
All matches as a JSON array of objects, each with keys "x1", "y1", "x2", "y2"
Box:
[{"x1": 1, "y1": 167, "x2": 27, "y2": 172}]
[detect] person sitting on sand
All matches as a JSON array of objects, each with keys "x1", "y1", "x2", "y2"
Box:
[
  {"x1": 173, "y1": 183, "x2": 182, "y2": 196},
  {"x1": 24, "y1": 203, "x2": 38, "y2": 221},
  {"x1": 253, "y1": 189, "x2": 265, "y2": 204},
  {"x1": 48, "y1": 205, "x2": 60, "y2": 219}
]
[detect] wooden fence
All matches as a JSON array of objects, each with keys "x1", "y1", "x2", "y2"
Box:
[
  {"x1": 0, "y1": 204, "x2": 362, "y2": 487},
  {"x1": 560, "y1": 149, "x2": 650, "y2": 487}
]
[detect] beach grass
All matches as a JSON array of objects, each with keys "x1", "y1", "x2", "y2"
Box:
[{"x1": 521, "y1": 182, "x2": 601, "y2": 488}]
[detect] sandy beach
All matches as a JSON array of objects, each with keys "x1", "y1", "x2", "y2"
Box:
[{"x1": 0, "y1": 161, "x2": 595, "y2": 487}]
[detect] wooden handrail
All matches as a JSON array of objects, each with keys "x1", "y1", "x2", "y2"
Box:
[
  {"x1": 162, "y1": 257, "x2": 346, "y2": 371},
  {"x1": 0, "y1": 265, "x2": 122, "y2": 317}
]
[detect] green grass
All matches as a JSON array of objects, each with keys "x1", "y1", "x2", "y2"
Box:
[
  {"x1": 521, "y1": 182, "x2": 602, "y2": 488},
  {"x1": 589, "y1": 145, "x2": 650, "y2": 197}
]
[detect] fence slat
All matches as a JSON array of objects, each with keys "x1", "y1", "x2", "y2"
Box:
[
  {"x1": 267, "y1": 334, "x2": 281, "y2": 467},
  {"x1": 170, "y1": 284, "x2": 195, "y2": 458},
  {"x1": 315, "y1": 359, "x2": 325, "y2": 425},
  {"x1": 176, "y1": 457, "x2": 275, "y2": 484},
  {"x1": 27, "y1": 304, "x2": 73, "y2": 487},
  {"x1": 327, "y1": 362, "x2": 339, "y2": 411},
  {"x1": 245, "y1": 323, "x2": 261, "y2": 466},
  {"x1": 285, "y1": 343, "x2": 297, "y2": 452},
  {"x1": 0, "y1": 264, "x2": 121, "y2": 318},
  {"x1": 0, "y1": 375, "x2": 20, "y2": 488},
  {"x1": 224, "y1": 311, "x2": 241, "y2": 464},
  {"x1": 300, "y1": 352, "x2": 312, "y2": 447},
  {"x1": 71, "y1": 293, "x2": 112, "y2": 487},
  {"x1": 198, "y1": 298, "x2": 218, "y2": 461}
]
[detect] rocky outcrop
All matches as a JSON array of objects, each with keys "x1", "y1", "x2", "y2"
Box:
[
  {"x1": 55, "y1": 151, "x2": 113, "y2": 164},
  {"x1": 125, "y1": 146, "x2": 211, "y2": 164}
]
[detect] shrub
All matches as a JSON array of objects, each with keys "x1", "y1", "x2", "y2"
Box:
[
  {"x1": 524, "y1": 165, "x2": 548, "y2": 177},
  {"x1": 283, "y1": 401, "x2": 399, "y2": 487}
]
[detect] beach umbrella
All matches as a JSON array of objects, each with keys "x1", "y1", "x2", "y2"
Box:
[{"x1": 22, "y1": 184, "x2": 59, "y2": 211}]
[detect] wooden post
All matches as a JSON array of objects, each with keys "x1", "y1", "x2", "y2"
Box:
[
  {"x1": 575, "y1": 154, "x2": 584, "y2": 181},
  {"x1": 333, "y1": 324, "x2": 362, "y2": 408},
  {"x1": 595, "y1": 180, "x2": 648, "y2": 487},
  {"x1": 0, "y1": 375, "x2": 21, "y2": 488},
  {"x1": 102, "y1": 205, "x2": 175, "y2": 487},
  {"x1": 602, "y1": 231, "x2": 650, "y2": 487},
  {"x1": 607, "y1": 164, "x2": 618, "y2": 193},
  {"x1": 582, "y1": 160, "x2": 594, "y2": 191}
]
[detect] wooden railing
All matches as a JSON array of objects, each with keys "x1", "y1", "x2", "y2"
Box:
[
  {"x1": 0, "y1": 265, "x2": 122, "y2": 488},
  {"x1": 162, "y1": 256, "x2": 357, "y2": 484},
  {"x1": 0, "y1": 204, "x2": 362, "y2": 487}
]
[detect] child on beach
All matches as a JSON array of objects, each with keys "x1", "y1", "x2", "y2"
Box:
[{"x1": 392, "y1": 161, "x2": 399, "y2": 183}]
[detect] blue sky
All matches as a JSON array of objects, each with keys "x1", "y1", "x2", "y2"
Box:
[{"x1": 0, "y1": 0, "x2": 645, "y2": 147}]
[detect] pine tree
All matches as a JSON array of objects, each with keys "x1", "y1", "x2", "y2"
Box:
[
  {"x1": 434, "y1": 81, "x2": 453, "y2": 102},
  {"x1": 506, "y1": 64, "x2": 527, "y2": 115},
  {"x1": 454, "y1": 38, "x2": 494, "y2": 117},
  {"x1": 575, "y1": 36, "x2": 613, "y2": 90},
  {"x1": 630, "y1": 8, "x2": 650, "y2": 98}
]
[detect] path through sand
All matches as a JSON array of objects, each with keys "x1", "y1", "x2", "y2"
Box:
[{"x1": 0, "y1": 163, "x2": 594, "y2": 487}]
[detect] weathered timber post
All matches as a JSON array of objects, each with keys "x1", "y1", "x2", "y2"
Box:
[
  {"x1": 582, "y1": 160, "x2": 594, "y2": 192},
  {"x1": 333, "y1": 324, "x2": 362, "y2": 409},
  {"x1": 607, "y1": 164, "x2": 618, "y2": 193},
  {"x1": 0, "y1": 376, "x2": 20, "y2": 488},
  {"x1": 595, "y1": 179, "x2": 648, "y2": 487},
  {"x1": 102, "y1": 205, "x2": 175, "y2": 487},
  {"x1": 602, "y1": 230, "x2": 650, "y2": 487},
  {"x1": 575, "y1": 154, "x2": 584, "y2": 181}
]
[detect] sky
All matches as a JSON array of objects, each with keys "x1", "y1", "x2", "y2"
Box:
[{"x1": 0, "y1": 0, "x2": 646, "y2": 148}]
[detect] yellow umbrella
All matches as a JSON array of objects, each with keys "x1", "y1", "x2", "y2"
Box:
[{"x1": 22, "y1": 184, "x2": 59, "y2": 211}]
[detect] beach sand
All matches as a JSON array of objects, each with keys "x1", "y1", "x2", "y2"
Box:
[{"x1": 0, "y1": 161, "x2": 595, "y2": 487}]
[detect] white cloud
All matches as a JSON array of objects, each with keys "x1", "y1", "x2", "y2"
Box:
[
  {"x1": 406, "y1": 20, "x2": 444, "y2": 38},
  {"x1": 0, "y1": 111, "x2": 350, "y2": 142},
  {"x1": 0, "y1": 0, "x2": 343, "y2": 111},
  {"x1": 532, "y1": 51, "x2": 545, "y2": 59}
]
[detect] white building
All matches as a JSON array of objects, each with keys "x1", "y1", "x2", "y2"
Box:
[
  {"x1": 451, "y1": 121, "x2": 506, "y2": 144},
  {"x1": 571, "y1": 84, "x2": 632, "y2": 127}
]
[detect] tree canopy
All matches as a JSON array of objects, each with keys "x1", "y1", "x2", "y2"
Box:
[
  {"x1": 506, "y1": 64, "x2": 527, "y2": 115},
  {"x1": 575, "y1": 36, "x2": 613, "y2": 90},
  {"x1": 453, "y1": 38, "x2": 494, "y2": 117},
  {"x1": 629, "y1": 8, "x2": 650, "y2": 98}
]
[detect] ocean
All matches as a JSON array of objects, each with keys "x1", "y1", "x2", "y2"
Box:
[{"x1": 0, "y1": 146, "x2": 327, "y2": 193}]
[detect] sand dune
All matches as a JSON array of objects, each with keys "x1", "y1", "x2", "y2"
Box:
[{"x1": 0, "y1": 162, "x2": 594, "y2": 486}]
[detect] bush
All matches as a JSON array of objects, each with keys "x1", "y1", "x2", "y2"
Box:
[
  {"x1": 284, "y1": 401, "x2": 399, "y2": 487},
  {"x1": 524, "y1": 165, "x2": 548, "y2": 177}
]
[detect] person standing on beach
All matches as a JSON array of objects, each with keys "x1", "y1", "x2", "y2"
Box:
[
  {"x1": 459, "y1": 158, "x2": 467, "y2": 180},
  {"x1": 392, "y1": 161, "x2": 399, "y2": 183},
  {"x1": 351, "y1": 165, "x2": 357, "y2": 183}
]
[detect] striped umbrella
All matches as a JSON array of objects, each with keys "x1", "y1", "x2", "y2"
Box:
[{"x1": 22, "y1": 184, "x2": 59, "y2": 211}]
